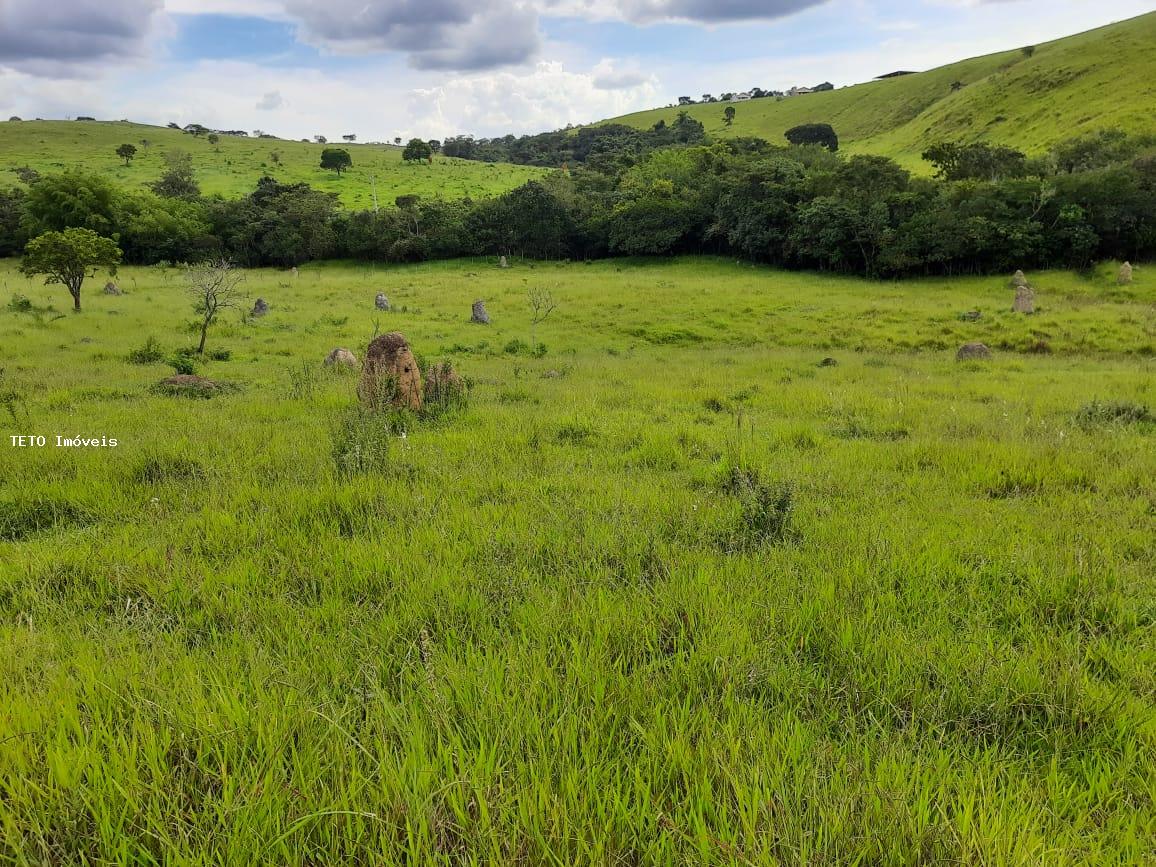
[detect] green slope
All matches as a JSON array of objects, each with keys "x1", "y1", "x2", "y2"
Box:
[
  {"x1": 0, "y1": 120, "x2": 547, "y2": 207},
  {"x1": 603, "y1": 12, "x2": 1156, "y2": 169}
]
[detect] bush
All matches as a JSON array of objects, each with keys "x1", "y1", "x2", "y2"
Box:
[
  {"x1": 7, "y1": 294, "x2": 32, "y2": 312},
  {"x1": 207, "y1": 348, "x2": 232, "y2": 362},
  {"x1": 1075, "y1": 400, "x2": 1153, "y2": 428},
  {"x1": 127, "y1": 336, "x2": 165, "y2": 364},
  {"x1": 167, "y1": 351, "x2": 198, "y2": 376}
]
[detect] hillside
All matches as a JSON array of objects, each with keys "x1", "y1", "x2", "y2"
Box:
[
  {"x1": 0, "y1": 121, "x2": 547, "y2": 208},
  {"x1": 603, "y1": 12, "x2": 1156, "y2": 169}
]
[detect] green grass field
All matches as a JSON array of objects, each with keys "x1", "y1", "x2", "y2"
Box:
[
  {"x1": 604, "y1": 12, "x2": 1156, "y2": 170},
  {"x1": 1, "y1": 255, "x2": 1153, "y2": 863},
  {"x1": 0, "y1": 121, "x2": 547, "y2": 208}
]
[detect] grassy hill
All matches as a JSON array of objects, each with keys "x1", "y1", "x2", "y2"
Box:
[
  {"x1": 0, "y1": 120, "x2": 547, "y2": 208},
  {"x1": 603, "y1": 12, "x2": 1156, "y2": 169}
]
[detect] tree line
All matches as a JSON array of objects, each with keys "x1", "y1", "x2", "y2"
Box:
[{"x1": 2, "y1": 127, "x2": 1154, "y2": 278}]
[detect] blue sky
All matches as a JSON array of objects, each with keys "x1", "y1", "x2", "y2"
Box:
[{"x1": 0, "y1": 0, "x2": 1152, "y2": 141}]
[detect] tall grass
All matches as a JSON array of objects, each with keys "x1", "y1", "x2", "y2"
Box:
[{"x1": 0, "y1": 256, "x2": 1153, "y2": 863}]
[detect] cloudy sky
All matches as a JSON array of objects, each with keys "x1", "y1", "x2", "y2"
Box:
[{"x1": 0, "y1": 0, "x2": 1151, "y2": 142}]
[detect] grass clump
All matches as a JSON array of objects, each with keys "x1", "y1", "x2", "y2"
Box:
[
  {"x1": 130, "y1": 454, "x2": 207, "y2": 485},
  {"x1": 1076, "y1": 399, "x2": 1153, "y2": 428},
  {"x1": 7, "y1": 293, "x2": 33, "y2": 312},
  {"x1": 330, "y1": 405, "x2": 396, "y2": 476},
  {"x1": 0, "y1": 496, "x2": 90, "y2": 541},
  {"x1": 721, "y1": 464, "x2": 797, "y2": 550}
]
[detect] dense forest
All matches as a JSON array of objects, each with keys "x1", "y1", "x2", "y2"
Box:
[{"x1": 2, "y1": 124, "x2": 1154, "y2": 278}]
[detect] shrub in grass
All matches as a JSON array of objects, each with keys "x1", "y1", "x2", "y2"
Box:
[
  {"x1": 421, "y1": 361, "x2": 468, "y2": 419},
  {"x1": 0, "y1": 497, "x2": 89, "y2": 541},
  {"x1": 127, "y1": 336, "x2": 165, "y2": 364},
  {"x1": 7, "y1": 294, "x2": 32, "y2": 312},
  {"x1": 167, "y1": 349, "x2": 198, "y2": 376},
  {"x1": 1076, "y1": 399, "x2": 1153, "y2": 428},
  {"x1": 721, "y1": 465, "x2": 797, "y2": 549},
  {"x1": 207, "y1": 348, "x2": 232, "y2": 362},
  {"x1": 330, "y1": 406, "x2": 396, "y2": 476}
]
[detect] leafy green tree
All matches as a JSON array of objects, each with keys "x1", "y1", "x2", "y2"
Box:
[
  {"x1": 118, "y1": 191, "x2": 213, "y2": 265},
  {"x1": 150, "y1": 150, "x2": 200, "y2": 199},
  {"x1": 723, "y1": 106, "x2": 736, "y2": 126},
  {"x1": 402, "y1": 139, "x2": 433, "y2": 163},
  {"x1": 921, "y1": 142, "x2": 1028, "y2": 182},
  {"x1": 207, "y1": 133, "x2": 220, "y2": 149},
  {"x1": 320, "y1": 148, "x2": 353, "y2": 176},
  {"x1": 22, "y1": 170, "x2": 123, "y2": 236},
  {"x1": 785, "y1": 123, "x2": 839, "y2": 152},
  {"x1": 116, "y1": 143, "x2": 137, "y2": 167},
  {"x1": 0, "y1": 187, "x2": 28, "y2": 257},
  {"x1": 21, "y1": 228, "x2": 122, "y2": 311}
]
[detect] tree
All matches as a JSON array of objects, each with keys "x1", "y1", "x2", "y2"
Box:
[
  {"x1": 116, "y1": 143, "x2": 137, "y2": 167},
  {"x1": 428, "y1": 139, "x2": 442, "y2": 153},
  {"x1": 785, "y1": 123, "x2": 839, "y2": 152},
  {"x1": 185, "y1": 258, "x2": 246, "y2": 354},
  {"x1": 208, "y1": 133, "x2": 220, "y2": 149},
  {"x1": 527, "y1": 287, "x2": 557, "y2": 344},
  {"x1": 0, "y1": 188, "x2": 28, "y2": 257},
  {"x1": 921, "y1": 141, "x2": 1028, "y2": 182},
  {"x1": 394, "y1": 137, "x2": 402, "y2": 146},
  {"x1": 314, "y1": 135, "x2": 327, "y2": 144},
  {"x1": 342, "y1": 134, "x2": 357, "y2": 142},
  {"x1": 22, "y1": 171, "x2": 122, "y2": 236},
  {"x1": 320, "y1": 148, "x2": 353, "y2": 176},
  {"x1": 21, "y1": 228, "x2": 122, "y2": 312},
  {"x1": 150, "y1": 150, "x2": 200, "y2": 199},
  {"x1": 723, "y1": 106, "x2": 736, "y2": 126},
  {"x1": 403, "y1": 138, "x2": 433, "y2": 163}
]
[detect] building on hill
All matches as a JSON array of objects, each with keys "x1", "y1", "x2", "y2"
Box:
[
  {"x1": 786, "y1": 86, "x2": 814, "y2": 96},
  {"x1": 733, "y1": 92, "x2": 753, "y2": 101},
  {"x1": 876, "y1": 70, "x2": 918, "y2": 79}
]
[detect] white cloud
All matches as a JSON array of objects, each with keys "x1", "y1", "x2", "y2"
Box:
[{"x1": 255, "y1": 90, "x2": 284, "y2": 110}]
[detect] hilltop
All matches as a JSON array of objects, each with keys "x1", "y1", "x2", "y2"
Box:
[
  {"x1": 0, "y1": 120, "x2": 547, "y2": 207},
  {"x1": 600, "y1": 12, "x2": 1156, "y2": 169}
]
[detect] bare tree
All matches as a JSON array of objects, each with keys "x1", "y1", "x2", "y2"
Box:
[
  {"x1": 527, "y1": 287, "x2": 558, "y2": 345},
  {"x1": 185, "y1": 259, "x2": 246, "y2": 355}
]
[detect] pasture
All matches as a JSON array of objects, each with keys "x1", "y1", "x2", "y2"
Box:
[
  {"x1": 0, "y1": 121, "x2": 547, "y2": 208},
  {"x1": 1, "y1": 256, "x2": 1153, "y2": 863}
]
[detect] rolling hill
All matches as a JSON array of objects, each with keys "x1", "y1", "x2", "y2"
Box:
[
  {"x1": 601, "y1": 11, "x2": 1156, "y2": 169},
  {"x1": 0, "y1": 120, "x2": 547, "y2": 208}
]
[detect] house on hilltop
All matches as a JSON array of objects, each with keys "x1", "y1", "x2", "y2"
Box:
[{"x1": 876, "y1": 70, "x2": 917, "y2": 79}]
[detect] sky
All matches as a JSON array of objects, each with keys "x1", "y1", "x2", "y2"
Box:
[{"x1": 0, "y1": 0, "x2": 1152, "y2": 142}]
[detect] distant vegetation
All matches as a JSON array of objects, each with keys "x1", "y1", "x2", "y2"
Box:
[{"x1": 2, "y1": 125, "x2": 1154, "y2": 278}]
